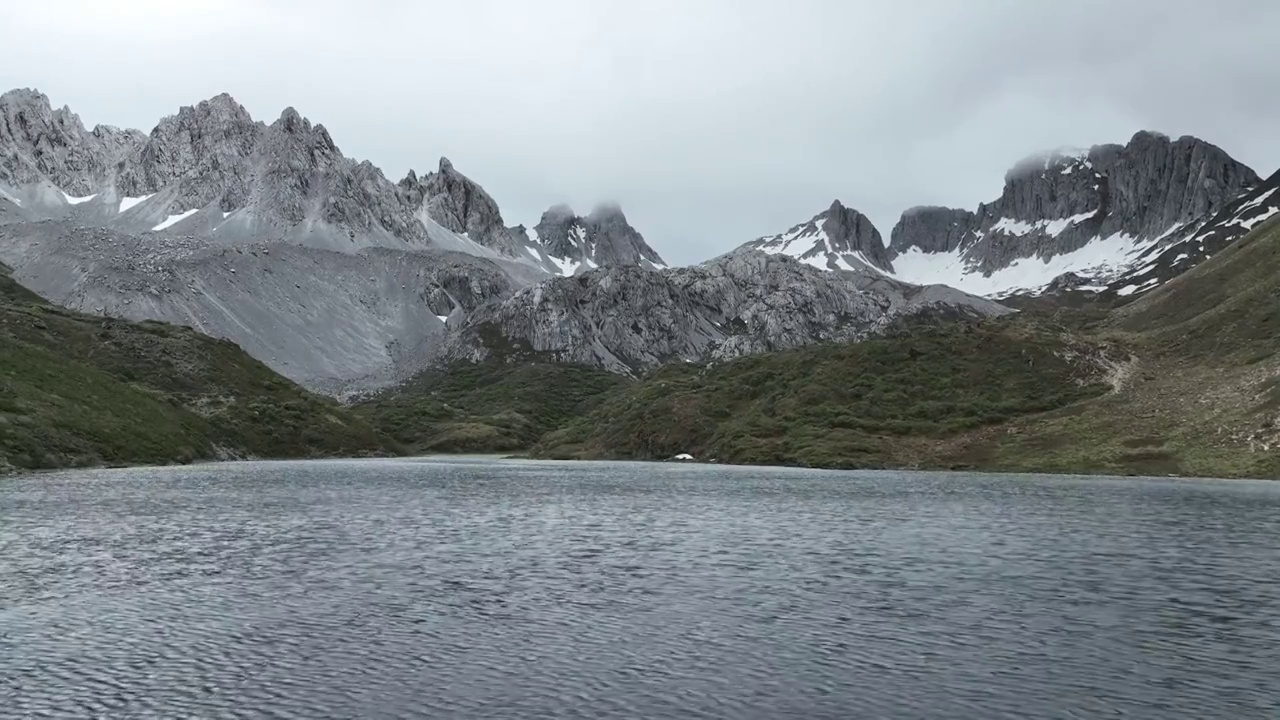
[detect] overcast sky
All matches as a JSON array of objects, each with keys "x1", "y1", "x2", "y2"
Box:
[{"x1": 4, "y1": 0, "x2": 1279, "y2": 265}]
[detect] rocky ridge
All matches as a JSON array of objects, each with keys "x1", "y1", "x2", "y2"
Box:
[
  {"x1": 0, "y1": 89, "x2": 559, "y2": 392},
  {"x1": 0, "y1": 88, "x2": 146, "y2": 197},
  {"x1": 1106, "y1": 167, "x2": 1280, "y2": 296},
  {"x1": 444, "y1": 250, "x2": 1009, "y2": 374}
]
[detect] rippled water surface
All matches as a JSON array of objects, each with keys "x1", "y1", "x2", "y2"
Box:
[{"x1": 2, "y1": 459, "x2": 1279, "y2": 719}]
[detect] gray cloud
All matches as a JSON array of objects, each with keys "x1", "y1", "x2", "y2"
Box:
[{"x1": 4, "y1": 0, "x2": 1278, "y2": 264}]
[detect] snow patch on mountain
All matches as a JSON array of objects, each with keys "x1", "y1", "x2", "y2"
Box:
[
  {"x1": 991, "y1": 210, "x2": 1098, "y2": 238},
  {"x1": 151, "y1": 208, "x2": 201, "y2": 231},
  {"x1": 62, "y1": 190, "x2": 96, "y2": 205},
  {"x1": 893, "y1": 230, "x2": 1156, "y2": 297},
  {"x1": 118, "y1": 194, "x2": 153, "y2": 213}
]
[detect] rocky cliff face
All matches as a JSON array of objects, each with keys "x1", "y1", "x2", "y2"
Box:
[
  {"x1": 397, "y1": 157, "x2": 522, "y2": 254},
  {"x1": 0, "y1": 88, "x2": 146, "y2": 196},
  {"x1": 742, "y1": 200, "x2": 893, "y2": 273},
  {"x1": 1107, "y1": 166, "x2": 1280, "y2": 296},
  {"x1": 888, "y1": 206, "x2": 978, "y2": 255},
  {"x1": 445, "y1": 250, "x2": 1009, "y2": 374},
  {"x1": 116, "y1": 93, "x2": 262, "y2": 211},
  {"x1": 887, "y1": 133, "x2": 1260, "y2": 294},
  {"x1": 529, "y1": 202, "x2": 667, "y2": 274}
]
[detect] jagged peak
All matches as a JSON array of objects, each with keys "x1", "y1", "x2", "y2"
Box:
[
  {"x1": 152, "y1": 92, "x2": 256, "y2": 134},
  {"x1": 274, "y1": 106, "x2": 308, "y2": 132},
  {"x1": 312, "y1": 123, "x2": 336, "y2": 151},
  {"x1": 821, "y1": 199, "x2": 878, "y2": 227},
  {"x1": 438, "y1": 156, "x2": 454, "y2": 173},
  {"x1": 0, "y1": 87, "x2": 51, "y2": 107},
  {"x1": 187, "y1": 92, "x2": 250, "y2": 116}
]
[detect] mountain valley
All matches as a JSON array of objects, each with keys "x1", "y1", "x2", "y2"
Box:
[{"x1": 3, "y1": 85, "x2": 1279, "y2": 476}]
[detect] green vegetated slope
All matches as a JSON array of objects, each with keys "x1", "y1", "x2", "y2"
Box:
[
  {"x1": 0, "y1": 264, "x2": 392, "y2": 472},
  {"x1": 532, "y1": 319, "x2": 1118, "y2": 469},
  {"x1": 355, "y1": 361, "x2": 626, "y2": 453},
  {"x1": 533, "y1": 217, "x2": 1280, "y2": 477}
]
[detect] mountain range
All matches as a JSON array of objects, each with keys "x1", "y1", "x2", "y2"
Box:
[
  {"x1": 4, "y1": 85, "x2": 1280, "y2": 476},
  {"x1": 1, "y1": 87, "x2": 1278, "y2": 396},
  {"x1": 742, "y1": 133, "x2": 1277, "y2": 298}
]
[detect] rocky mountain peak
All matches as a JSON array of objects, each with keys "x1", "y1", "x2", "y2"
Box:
[
  {"x1": 397, "y1": 156, "x2": 520, "y2": 254},
  {"x1": 0, "y1": 87, "x2": 144, "y2": 195},
  {"x1": 530, "y1": 202, "x2": 666, "y2": 271},
  {"x1": 883, "y1": 129, "x2": 1261, "y2": 294},
  {"x1": 821, "y1": 200, "x2": 890, "y2": 266},
  {"x1": 159, "y1": 93, "x2": 257, "y2": 134},
  {"x1": 582, "y1": 203, "x2": 666, "y2": 268},
  {"x1": 274, "y1": 107, "x2": 309, "y2": 133},
  {"x1": 737, "y1": 199, "x2": 892, "y2": 274},
  {"x1": 117, "y1": 92, "x2": 264, "y2": 205},
  {"x1": 533, "y1": 204, "x2": 584, "y2": 259}
]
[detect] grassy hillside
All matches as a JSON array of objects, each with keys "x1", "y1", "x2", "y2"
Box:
[
  {"x1": 533, "y1": 319, "x2": 1118, "y2": 468},
  {"x1": 356, "y1": 361, "x2": 625, "y2": 453},
  {"x1": 0, "y1": 264, "x2": 393, "y2": 472}
]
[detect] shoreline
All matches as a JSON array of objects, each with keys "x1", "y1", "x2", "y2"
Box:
[{"x1": 3, "y1": 452, "x2": 1272, "y2": 483}]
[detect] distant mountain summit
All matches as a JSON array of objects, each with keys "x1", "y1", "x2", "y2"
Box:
[
  {"x1": 734, "y1": 131, "x2": 1267, "y2": 297},
  {"x1": 526, "y1": 202, "x2": 667, "y2": 275},
  {"x1": 741, "y1": 200, "x2": 891, "y2": 273}
]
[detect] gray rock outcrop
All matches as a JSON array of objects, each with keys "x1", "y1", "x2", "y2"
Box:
[
  {"x1": 0, "y1": 88, "x2": 146, "y2": 196},
  {"x1": 116, "y1": 93, "x2": 262, "y2": 210},
  {"x1": 889, "y1": 206, "x2": 978, "y2": 255},
  {"x1": 398, "y1": 157, "x2": 520, "y2": 254},
  {"x1": 446, "y1": 250, "x2": 1008, "y2": 374}
]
